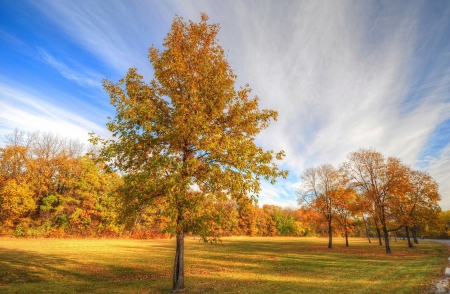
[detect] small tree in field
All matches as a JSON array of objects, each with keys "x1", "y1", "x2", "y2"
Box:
[
  {"x1": 334, "y1": 186, "x2": 358, "y2": 247},
  {"x1": 91, "y1": 13, "x2": 287, "y2": 292},
  {"x1": 298, "y1": 164, "x2": 339, "y2": 249}
]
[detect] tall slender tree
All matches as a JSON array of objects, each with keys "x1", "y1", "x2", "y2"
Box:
[
  {"x1": 91, "y1": 13, "x2": 286, "y2": 292},
  {"x1": 298, "y1": 164, "x2": 339, "y2": 248}
]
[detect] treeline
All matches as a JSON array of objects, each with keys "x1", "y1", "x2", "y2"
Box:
[
  {"x1": 130, "y1": 198, "x2": 366, "y2": 239},
  {"x1": 298, "y1": 148, "x2": 442, "y2": 252},
  {"x1": 0, "y1": 130, "x2": 123, "y2": 237},
  {"x1": 0, "y1": 130, "x2": 344, "y2": 238},
  {"x1": 0, "y1": 130, "x2": 444, "y2": 242},
  {"x1": 426, "y1": 210, "x2": 450, "y2": 239}
]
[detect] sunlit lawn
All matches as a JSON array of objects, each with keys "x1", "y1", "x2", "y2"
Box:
[{"x1": 0, "y1": 236, "x2": 447, "y2": 293}]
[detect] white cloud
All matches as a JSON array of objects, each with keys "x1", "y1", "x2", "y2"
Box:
[
  {"x1": 258, "y1": 180, "x2": 298, "y2": 208},
  {"x1": 29, "y1": 1, "x2": 184, "y2": 78},
  {"x1": 426, "y1": 145, "x2": 450, "y2": 209},
  {"x1": 23, "y1": 0, "x2": 450, "y2": 208},
  {"x1": 199, "y1": 1, "x2": 450, "y2": 208},
  {"x1": 0, "y1": 81, "x2": 108, "y2": 144}
]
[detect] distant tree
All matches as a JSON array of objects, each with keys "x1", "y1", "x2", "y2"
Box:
[
  {"x1": 298, "y1": 164, "x2": 339, "y2": 248},
  {"x1": 392, "y1": 169, "x2": 440, "y2": 247},
  {"x1": 343, "y1": 149, "x2": 412, "y2": 254},
  {"x1": 255, "y1": 205, "x2": 277, "y2": 236},
  {"x1": 0, "y1": 177, "x2": 35, "y2": 230},
  {"x1": 353, "y1": 191, "x2": 373, "y2": 243},
  {"x1": 295, "y1": 206, "x2": 321, "y2": 236},
  {"x1": 0, "y1": 129, "x2": 122, "y2": 237},
  {"x1": 236, "y1": 197, "x2": 258, "y2": 236},
  {"x1": 423, "y1": 210, "x2": 450, "y2": 238},
  {"x1": 333, "y1": 183, "x2": 357, "y2": 247},
  {"x1": 271, "y1": 207, "x2": 295, "y2": 236},
  {"x1": 91, "y1": 13, "x2": 286, "y2": 292}
]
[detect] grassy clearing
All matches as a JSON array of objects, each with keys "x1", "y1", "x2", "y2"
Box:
[{"x1": 0, "y1": 236, "x2": 447, "y2": 293}]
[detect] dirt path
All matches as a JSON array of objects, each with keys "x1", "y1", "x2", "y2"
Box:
[
  {"x1": 426, "y1": 239, "x2": 450, "y2": 247},
  {"x1": 425, "y1": 240, "x2": 450, "y2": 293}
]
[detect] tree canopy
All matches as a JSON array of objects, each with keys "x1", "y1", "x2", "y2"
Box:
[{"x1": 91, "y1": 13, "x2": 287, "y2": 292}]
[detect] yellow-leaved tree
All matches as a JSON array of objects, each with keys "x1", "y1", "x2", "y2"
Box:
[{"x1": 91, "y1": 13, "x2": 287, "y2": 292}]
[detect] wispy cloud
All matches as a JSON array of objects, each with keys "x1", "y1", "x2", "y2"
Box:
[
  {"x1": 37, "y1": 48, "x2": 102, "y2": 88},
  {"x1": 205, "y1": 1, "x2": 450, "y2": 207},
  {"x1": 258, "y1": 180, "x2": 298, "y2": 208},
  {"x1": 427, "y1": 145, "x2": 450, "y2": 208},
  {"x1": 29, "y1": 1, "x2": 184, "y2": 78},
  {"x1": 0, "y1": 81, "x2": 108, "y2": 144},
  {"x1": 0, "y1": 29, "x2": 27, "y2": 48},
  {"x1": 25, "y1": 0, "x2": 450, "y2": 208}
]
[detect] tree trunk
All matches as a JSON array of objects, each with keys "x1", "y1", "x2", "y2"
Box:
[
  {"x1": 328, "y1": 221, "x2": 332, "y2": 249},
  {"x1": 382, "y1": 226, "x2": 391, "y2": 254},
  {"x1": 172, "y1": 230, "x2": 185, "y2": 292},
  {"x1": 376, "y1": 227, "x2": 383, "y2": 246},
  {"x1": 412, "y1": 228, "x2": 419, "y2": 244},
  {"x1": 362, "y1": 215, "x2": 371, "y2": 243},
  {"x1": 394, "y1": 232, "x2": 397, "y2": 242},
  {"x1": 405, "y1": 226, "x2": 413, "y2": 248},
  {"x1": 345, "y1": 230, "x2": 349, "y2": 247}
]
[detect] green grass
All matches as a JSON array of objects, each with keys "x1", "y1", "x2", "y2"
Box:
[{"x1": 0, "y1": 236, "x2": 447, "y2": 293}]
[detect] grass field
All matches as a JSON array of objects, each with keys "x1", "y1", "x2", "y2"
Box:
[{"x1": 0, "y1": 236, "x2": 447, "y2": 293}]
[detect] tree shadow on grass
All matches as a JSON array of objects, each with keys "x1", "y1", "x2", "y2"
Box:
[
  {"x1": 0, "y1": 247, "x2": 82, "y2": 284},
  {"x1": 0, "y1": 238, "x2": 440, "y2": 294},
  {"x1": 0, "y1": 247, "x2": 172, "y2": 294}
]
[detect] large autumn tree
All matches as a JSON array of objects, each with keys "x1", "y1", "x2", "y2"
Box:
[{"x1": 92, "y1": 13, "x2": 287, "y2": 292}]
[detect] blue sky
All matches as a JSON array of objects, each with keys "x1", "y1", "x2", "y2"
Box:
[{"x1": 1, "y1": 1, "x2": 449, "y2": 208}]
